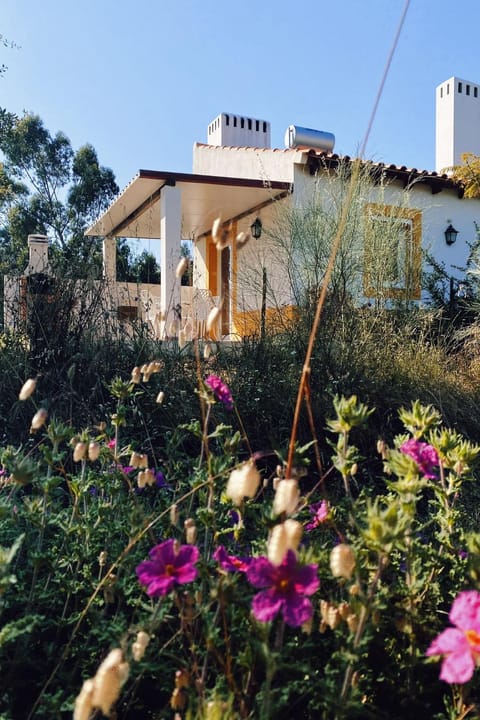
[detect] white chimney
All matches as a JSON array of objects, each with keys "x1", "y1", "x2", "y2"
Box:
[
  {"x1": 207, "y1": 113, "x2": 271, "y2": 148},
  {"x1": 26, "y1": 234, "x2": 50, "y2": 275},
  {"x1": 436, "y1": 76, "x2": 480, "y2": 173}
]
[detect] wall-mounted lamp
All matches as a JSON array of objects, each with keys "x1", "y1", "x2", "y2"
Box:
[
  {"x1": 445, "y1": 223, "x2": 458, "y2": 245},
  {"x1": 250, "y1": 217, "x2": 263, "y2": 239}
]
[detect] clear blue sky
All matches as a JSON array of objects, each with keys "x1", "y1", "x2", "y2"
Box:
[{"x1": 2, "y1": 0, "x2": 480, "y2": 193}]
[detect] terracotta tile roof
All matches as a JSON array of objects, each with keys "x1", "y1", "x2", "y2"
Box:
[{"x1": 194, "y1": 143, "x2": 463, "y2": 196}]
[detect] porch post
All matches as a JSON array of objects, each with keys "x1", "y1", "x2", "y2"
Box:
[
  {"x1": 160, "y1": 184, "x2": 182, "y2": 338},
  {"x1": 103, "y1": 236, "x2": 116, "y2": 279}
]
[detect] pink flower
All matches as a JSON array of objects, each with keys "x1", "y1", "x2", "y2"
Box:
[
  {"x1": 305, "y1": 500, "x2": 329, "y2": 531},
  {"x1": 246, "y1": 550, "x2": 319, "y2": 627},
  {"x1": 136, "y1": 539, "x2": 199, "y2": 597},
  {"x1": 205, "y1": 375, "x2": 233, "y2": 410},
  {"x1": 214, "y1": 545, "x2": 251, "y2": 573},
  {"x1": 426, "y1": 590, "x2": 480, "y2": 683},
  {"x1": 107, "y1": 439, "x2": 116, "y2": 449},
  {"x1": 400, "y1": 438, "x2": 439, "y2": 479}
]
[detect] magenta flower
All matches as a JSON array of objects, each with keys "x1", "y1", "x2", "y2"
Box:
[
  {"x1": 426, "y1": 590, "x2": 480, "y2": 683},
  {"x1": 107, "y1": 439, "x2": 116, "y2": 449},
  {"x1": 400, "y1": 438, "x2": 439, "y2": 479},
  {"x1": 136, "y1": 539, "x2": 199, "y2": 597},
  {"x1": 305, "y1": 499, "x2": 329, "y2": 531},
  {"x1": 246, "y1": 550, "x2": 319, "y2": 627},
  {"x1": 214, "y1": 545, "x2": 251, "y2": 573},
  {"x1": 205, "y1": 375, "x2": 233, "y2": 410}
]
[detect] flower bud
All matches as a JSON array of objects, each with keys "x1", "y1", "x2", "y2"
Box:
[
  {"x1": 273, "y1": 478, "x2": 299, "y2": 516},
  {"x1": 30, "y1": 408, "x2": 48, "y2": 432},
  {"x1": 88, "y1": 441, "x2": 101, "y2": 462},
  {"x1": 73, "y1": 442, "x2": 87, "y2": 463},
  {"x1": 98, "y1": 551, "x2": 107, "y2": 567},
  {"x1": 156, "y1": 391, "x2": 165, "y2": 404},
  {"x1": 19, "y1": 378, "x2": 36, "y2": 401},
  {"x1": 330, "y1": 543, "x2": 356, "y2": 579},
  {"x1": 225, "y1": 460, "x2": 260, "y2": 505}
]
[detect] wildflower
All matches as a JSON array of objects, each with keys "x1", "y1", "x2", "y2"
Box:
[
  {"x1": 305, "y1": 499, "x2": 329, "y2": 531},
  {"x1": 330, "y1": 543, "x2": 356, "y2": 579},
  {"x1": 136, "y1": 538, "x2": 199, "y2": 597},
  {"x1": 155, "y1": 469, "x2": 167, "y2": 487},
  {"x1": 400, "y1": 438, "x2": 439, "y2": 479},
  {"x1": 205, "y1": 374, "x2": 233, "y2": 410},
  {"x1": 213, "y1": 545, "x2": 251, "y2": 573},
  {"x1": 426, "y1": 590, "x2": 480, "y2": 684},
  {"x1": 246, "y1": 550, "x2": 319, "y2": 627},
  {"x1": 107, "y1": 439, "x2": 116, "y2": 450},
  {"x1": 19, "y1": 378, "x2": 36, "y2": 401},
  {"x1": 225, "y1": 460, "x2": 260, "y2": 505}
]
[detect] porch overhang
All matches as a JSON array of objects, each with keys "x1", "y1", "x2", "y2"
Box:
[{"x1": 85, "y1": 169, "x2": 292, "y2": 239}]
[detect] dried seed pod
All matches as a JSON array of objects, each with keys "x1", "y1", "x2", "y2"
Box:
[
  {"x1": 206, "y1": 306, "x2": 221, "y2": 336},
  {"x1": 236, "y1": 231, "x2": 249, "y2": 249},
  {"x1": 30, "y1": 408, "x2": 48, "y2": 433},
  {"x1": 330, "y1": 543, "x2": 356, "y2": 579},
  {"x1": 156, "y1": 391, "x2": 165, "y2": 404},
  {"x1": 74, "y1": 678, "x2": 94, "y2": 720},
  {"x1": 98, "y1": 551, "x2": 107, "y2": 567},
  {"x1": 225, "y1": 460, "x2": 260, "y2": 505},
  {"x1": 88, "y1": 441, "x2": 101, "y2": 462},
  {"x1": 132, "y1": 631, "x2": 150, "y2": 661},
  {"x1": 346, "y1": 613, "x2": 359, "y2": 633},
  {"x1": 273, "y1": 478, "x2": 299, "y2": 516},
  {"x1": 267, "y1": 524, "x2": 289, "y2": 566},
  {"x1": 91, "y1": 648, "x2": 129, "y2": 717},
  {"x1": 175, "y1": 669, "x2": 191, "y2": 689},
  {"x1": 131, "y1": 366, "x2": 142, "y2": 384},
  {"x1": 170, "y1": 503, "x2": 179, "y2": 526},
  {"x1": 327, "y1": 605, "x2": 341, "y2": 630},
  {"x1": 130, "y1": 452, "x2": 148, "y2": 469},
  {"x1": 19, "y1": 378, "x2": 36, "y2": 401},
  {"x1": 170, "y1": 687, "x2": 187, "y2": 710},
  {"x1": 73, "y1": 442, "x2": 88, "y2": 463},
  {"x1": 184, "y1": 518, "x2": 197, "y2": 544},
  {"x1": 175, "y1": 257, "x2": 188, "y2": 278}
]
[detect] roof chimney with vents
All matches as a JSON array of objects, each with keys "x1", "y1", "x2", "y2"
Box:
[
  {"x1": 207, "y1": 113, "x2": 271, "y2": 148},
  {"x1": 25, "y1": 234, "x2": 50, "y2": 275}
]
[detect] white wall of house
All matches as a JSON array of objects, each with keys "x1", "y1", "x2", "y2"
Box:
[{"x1": 193, "y1": 143, "x2": 301, "y2": 184}]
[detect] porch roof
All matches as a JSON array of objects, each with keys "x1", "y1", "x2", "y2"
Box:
[{"x1": 85, "y1": 170, "x2": 292, "y2": 240}]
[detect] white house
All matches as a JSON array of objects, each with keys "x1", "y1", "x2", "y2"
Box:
[{"x1": 82, "y1": 88, "x2": 480, "y2": 340}]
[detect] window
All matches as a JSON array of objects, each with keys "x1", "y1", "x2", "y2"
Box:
[
  {"x1": 475, "y1": 87, "x2": 478, "y2": 98},
  {"x1": 117, "y1": 305, "x2": 138, "y2": 322},
  {"x1": 440, "y1": 87, "x2": 443, "y2": 98},
  {"x1": 363, "y1": 204, "x2": 422, "y2": 300},
  {"x1": 459, "y1": 82, "x2": 463, "y2": 93},
  {"x1": 248, "y1": 119, "x2": 252, "y2": 130},
  {"x1": 467, "y1": 84, "x2": 471, "y2": 95},
  {"x1": 241, "y1": 117, "x2": 244, "y2": 128}
]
